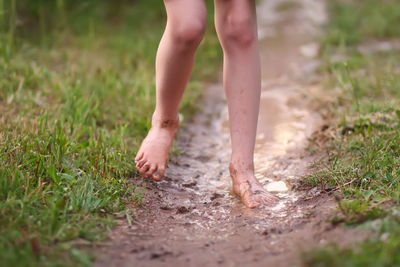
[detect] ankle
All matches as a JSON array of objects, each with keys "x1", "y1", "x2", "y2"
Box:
[
  {"x1": 229, "y1": 161, "x2": 255, "y2": 179},
  {"x1": 151, "y1": 113, "x2": 180, "y2": 129}
]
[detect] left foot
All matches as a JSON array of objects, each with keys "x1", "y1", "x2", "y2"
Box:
[{"x1": 230, "y1": 163, "x2": 279, "y2": 208}]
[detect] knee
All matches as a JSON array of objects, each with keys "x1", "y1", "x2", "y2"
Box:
[
  {"x1": 170, "y1": 19, "x2": 207, "y2": 49},
  {"x1": 219, "y1": 14, "x2": 257, "y2": 49}
]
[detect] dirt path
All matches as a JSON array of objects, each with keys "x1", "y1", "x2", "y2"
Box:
[{"x1": 95, "y1": 1, "x2": 367, "y2": 266}]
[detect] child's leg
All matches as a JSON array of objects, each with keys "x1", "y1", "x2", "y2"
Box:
[
  {"x1": 214, "y1": 0, "x2": 278, "y2": 208},
  {"x1": 135, "y1": 0, "x2": 207, "y2": 181}
]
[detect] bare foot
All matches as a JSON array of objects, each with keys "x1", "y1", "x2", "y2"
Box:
[
  {"x1": 230, "y1": 163, "x2": 279, "y2": 208},
  {"x1": 135, "y1": 116, "x2": 179, "y2": 181}
]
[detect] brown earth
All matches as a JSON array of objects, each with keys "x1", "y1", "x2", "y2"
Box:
[{"x1": 94, "y1": 1, "x2": 369, "y2": 266}]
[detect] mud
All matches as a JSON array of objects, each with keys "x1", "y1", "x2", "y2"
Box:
[{"x1": 95, "y1": 1, "x2": 368, "y2": 266}]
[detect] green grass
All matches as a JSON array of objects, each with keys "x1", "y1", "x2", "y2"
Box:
[
  {"x1": 305, "y1": 52, "x2": 400, "y2": 222},
  {"x1": 0, "y1": 0, "x2": 221, "y2": 266},
  {"x1": 302, "y1": 0, "x2": 400, "y2": 266},
  {"x1": 322, "y1": 0, "x2": 400, "y2": 48}
]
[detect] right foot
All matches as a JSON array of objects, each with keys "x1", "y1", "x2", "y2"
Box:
[
  {"x1": 230, "y1": 163, "x2": 279, "y2": 208},
  {"x1": 135, "y1": 117, "x2": 179, "y2": 181}
]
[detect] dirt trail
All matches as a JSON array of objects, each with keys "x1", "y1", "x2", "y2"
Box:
[{"x1": 95, "y1": 1, "x2": 367, "y2": 266}]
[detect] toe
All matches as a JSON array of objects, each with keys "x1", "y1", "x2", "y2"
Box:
[
  {"x1": 145, "y1": 164, "x2": 157, "y2": 179},
  {"x1": 136, "y1": 158, "x2": 147, "y2": 168},
  {"x1": 139, "y1": 164, "x2": 151, "y2": 177},
  {"x1": 261, "y1": 193, "x2": 279, "y2": 206},
  {"x1": 153, "y1": 166, "x2": 165, "y2": 181},
  {"x1": 152, "y1": 172, "x2": 162, "y2": 181},
  {"x1": 244, "y1": 198, "x2": 261, "y2": 208},
  {"x1": 135, "y1": 152, "x2": 144, "y2": 162}
]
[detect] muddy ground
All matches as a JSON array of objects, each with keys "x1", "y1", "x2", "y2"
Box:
[{"x1": 95, "y1": 1, "x2": 368, "y2": 266}]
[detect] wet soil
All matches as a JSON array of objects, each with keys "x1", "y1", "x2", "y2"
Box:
[{"x1": 95, "y1": 1, "x2": 368, "y2": 266}]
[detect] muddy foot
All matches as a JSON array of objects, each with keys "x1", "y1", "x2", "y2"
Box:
[
  {"x1": 135, "y1": 116, "x2": 179, "y2": 181},
  {"x1": 230, "y1": 163, "x2": 279, "y2": 208}
]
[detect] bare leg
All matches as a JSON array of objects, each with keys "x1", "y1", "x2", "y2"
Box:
[
  {"x1": 214, "y1": 0, "x2": 278, "y2": 208},
  {"x1": 135, "y1": 0, "x2": 207, "y2": 181}
]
